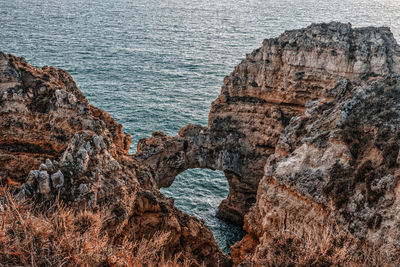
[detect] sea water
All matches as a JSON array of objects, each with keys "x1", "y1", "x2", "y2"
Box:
[{"x1": 1, "y1": 0, "x2": 399, "y2": 253}]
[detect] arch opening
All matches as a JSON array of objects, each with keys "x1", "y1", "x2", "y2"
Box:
[{"x1": 160, "y1": 168, "x2": 245, "y2": 253}]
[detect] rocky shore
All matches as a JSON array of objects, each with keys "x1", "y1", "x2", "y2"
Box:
[{"x1": 1, "y1": 22, "x2": 400, "y2": 266}]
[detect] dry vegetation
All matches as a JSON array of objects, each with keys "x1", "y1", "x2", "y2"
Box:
[
  {"x1": 0, "y1": 183, "x2": 394, "y2": 267},
  {"x1": 254, "y1": 223, "x2": 388, "y2": 266},
  {"x1": 246, "y1": 210, "x2": 392, "y2": 266},
  {"x1": 0, "y1": 187, "x2": 193, "y2": 267}
]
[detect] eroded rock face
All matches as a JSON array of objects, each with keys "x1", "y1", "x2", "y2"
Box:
[
  {"x1": 134, "y1": 22, "x2": 400, "y2": 265},
  {"x1": 208, "y1": 22, "x2": 400, "y2": 225},
  {"x1": 135, "y1": 125, "x2": 258, "y2": 224},
  {"x1": 236, "y1": 76, "x2": 400, "y2": 264},
  {"x1": 0, "y1": 52, "x2": 230, "y2": 266},
  {"x1": 3, "y1": 21, "x2": 400, "y2": 266},
  {"x1": 0, "y1": 52, "x2": 131, "y2": 183},
  {"x1": 136, "y1": 22, "x2": 400, "y2": 226},
  {"x1": 234, "y1": 25, "x2": 400, "y2": 265}
]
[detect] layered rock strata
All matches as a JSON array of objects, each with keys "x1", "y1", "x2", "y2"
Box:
[
  {"x1": 233, "y1": 75, "x2": 400, "y2": 265},
  {"x1": 2, "y1": 21, "x2": 400, "y2": 266},
  {"x1": 135, "y1": 22, "x2": 400, "y2": 265},
  {"x1": 136, "y1": 22, "x2": 400, "y2": 226},
  {"x1": 0, "y1": 52, "x2": 131, "y2": 183},
  {"x1": 0, "y1": 52, "x2": 230, "y2": 266}
]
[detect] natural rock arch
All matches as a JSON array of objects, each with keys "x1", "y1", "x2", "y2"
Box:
[
  {"x1": 134, "y1": 124, "x2": 262, "y2": 225},
  {"x1": 134, "y1": 22, "x2": 400, "y2": 227},
  {"x1": 5, "y1": 22, "x2": 400, "y2": 266}
]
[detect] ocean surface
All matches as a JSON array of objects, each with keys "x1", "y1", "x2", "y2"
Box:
[{"x1": 1, "y1": 0, "x2": 399, "y2": 253}]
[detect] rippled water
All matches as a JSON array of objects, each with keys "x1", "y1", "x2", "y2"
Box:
[{"x1": 1, "y1": 0, "x2": 399, "y2": 253}]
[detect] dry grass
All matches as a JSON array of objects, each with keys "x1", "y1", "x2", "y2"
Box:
[
  {"x1": 255, "y1": 221, "x2": 359, "y2": 266},
  {"x1": 1, "y1": 183, "x2": 394, "y2": 267},
  {"x1": 248, "y1": 211, "x2": 392, "y2": 266},
  {"x1": 0, "y1": 187, "x2": 193, "y2": 267}
]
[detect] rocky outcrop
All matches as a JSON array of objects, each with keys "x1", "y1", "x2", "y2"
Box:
[
  {"x1": 134, "y1": 22, "x2": 400, "y2": 265},
  {"x1": 3, "y1": 21, "x2": 400, "y2": 266},
  {"x1": 227, "y1": 24, "x2": 400, "y2": 265},
  {"x1": 0, "y1": 52, "x2": 230, "y2": 266},
  {"x1": 208, "y1": 22, "x2": 399, "y2": 225},
  {"x1": 135, "y1": 124, "x2": 258, "y2": 225},
  {"x1": 234, "y1": 76, "x2": 400, "y2": 265},
  {"x1": 0, "y1": 52, "x2": 131, "y2": 183},
  {"x1": 136, "y1": 22, "x2": 400, "y2": 226}
]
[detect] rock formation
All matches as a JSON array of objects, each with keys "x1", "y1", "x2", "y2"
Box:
[
  {"x1": 233, "y1": 75, "x2": 400, "y2": 265},
  {"x1": 226, "y1": 23, "x2": 400, "y2": 265},
  {"x1": 136, "y1": 22, "x2": 400, "y2": 226},
  {"x1": 2, "y1": 21, "x2": 400, "y2": 266},
  {"x1": 135, "y1": 22, "x2": 400, "y2": 265},
  {"x1": 0, "y1": 51, "x2": 230, "y2": 266}
]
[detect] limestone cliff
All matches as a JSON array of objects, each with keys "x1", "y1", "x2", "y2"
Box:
[
  {"x1": 135, "y1": 22, "x2": 400, "y2": 265},
  {"x1": 226, "y1": 24, "x2": 400, "y2": 265},
  {"x1": 2, "y1": 21, "x2": 400, "y2": 266},
  {"x1": 234, "y1": 76, "x2": 400, "y2": 265},
  {"x1": 209, "y1": 22, "x2": 400, "y2": 225},
  {"x1": 0, "y1": 52, "x2": 134, "y2": 185},
  {"x1": 136, "y1": 22, "x2": 400, "y2": 226},
  {"x1": 0, "y1": 52, "x2": 230, "y2": 266}
]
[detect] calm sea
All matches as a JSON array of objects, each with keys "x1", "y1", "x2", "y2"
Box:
[{"x1": 1, "y1": 0, "x2": 399, "y2": 253}]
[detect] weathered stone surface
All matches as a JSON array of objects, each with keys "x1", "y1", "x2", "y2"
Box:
[
  {"x1": 0, "y1": 52, "x2": 230, "y2": 266},
  {"x1": 50, "y1": 169, "x2": 64, "y2": 188},
  {"x1": 208, "y1": 22, "x2": 400, "y2": 225},
  {"x1": 3, "y1": 21, "x2": 400, "y2": 266},
  {"x1": 237, "y1": 76, "x2": 400, "y2": 264},
  {"x1": 136, "y1": 22, "x2": 400, "y2": 226},
  {"x1": 0, "y1": 51, "x2": 131, "y2": 183},
  {"x1": 134, "y1": 22, "x2": 400, "y2": 265},
  {"x1": 38, "y1": 170, "x2": 50, "y2": 195},
  {"x1": 135, "y1": 125, "x2": 257, "y2": 224}
]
